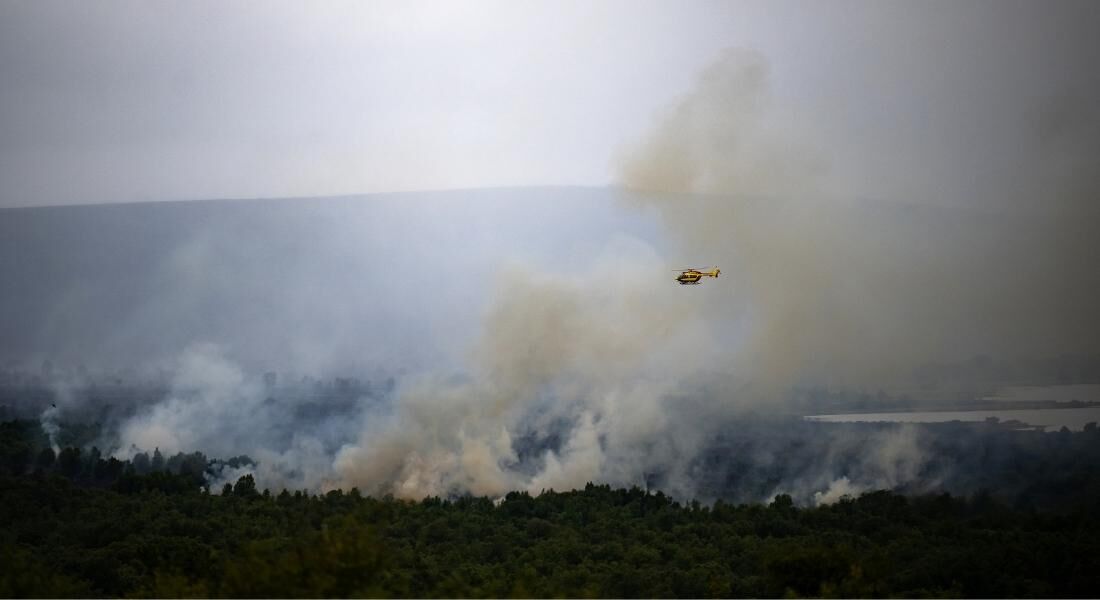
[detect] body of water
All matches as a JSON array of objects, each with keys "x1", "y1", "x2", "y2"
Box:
[{"x1": 806, "y1": 406, "x2": 1100, "y2": 431}]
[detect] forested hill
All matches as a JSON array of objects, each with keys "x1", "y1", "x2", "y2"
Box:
[{"x1": 1, "y1": 469, "x2": 1098, "y2": 597}]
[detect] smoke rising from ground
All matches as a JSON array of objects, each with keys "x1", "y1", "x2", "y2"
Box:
[
  {"x1": 98, "y1": 241, "x2": 750, "y2": 499},
  {"x1": 334, "y1": 237, "x2": 730, "y2": 498},
  {"x1": 111, "y1": 344, "x2": 361, "y2": 492},
  {"x1": 39, "y1": 404, "x2": 61, "y2": 454},
  {"x1": 10, "y1": 45, "x2": 1098, "y2": 503},
  {"x1": 324, "y1": 47, "x2": 1100, "y2": 500}
]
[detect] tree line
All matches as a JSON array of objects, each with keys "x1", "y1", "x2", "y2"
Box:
[{"x1": 3, "y1": 417, "x2": 1100, "y2": 597}]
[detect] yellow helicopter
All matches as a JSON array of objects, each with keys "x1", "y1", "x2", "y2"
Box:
[{"x1": 674, "y1": 267, "x2": 721, "y2": 285}]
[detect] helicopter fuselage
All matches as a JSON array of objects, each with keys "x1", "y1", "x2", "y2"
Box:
[{"x1": 675, "y1": 267, "x2": 719, "y2": 285}]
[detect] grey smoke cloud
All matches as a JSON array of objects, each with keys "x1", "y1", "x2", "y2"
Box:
[
  {"x1": 323, "y1": 40, "x2": 1100, "y2": 499},
  {"x1": 618, "y1": 48, "x2": 1100, "y2": 388},
  {"x1": 97, "y1": 42, "x2": 1100, "y2": 502}
]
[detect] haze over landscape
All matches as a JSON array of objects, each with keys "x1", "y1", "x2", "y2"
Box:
[{"x1": 2, "y1": 2, "x2": 1100, "y2": 597}]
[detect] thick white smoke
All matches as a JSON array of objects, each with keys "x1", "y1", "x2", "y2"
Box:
[
  {"x1": 810, "y1": 425, "x2": 929, "y2": 505},
  {"x1": 115, "y1": 344, "x2": 352, "y2": 492},
  {"x1": 40, "y1": 404, "x2": 61, "y2": 455},
  {"x1": 333, "y1": 236, "x2": 730, "y2": 498},
  {"x1": 110, "y1": 236, "x2": 738, "y2": 498}
]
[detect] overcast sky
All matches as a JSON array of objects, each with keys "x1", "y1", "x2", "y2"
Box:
[{"x1": 1, "y1": 0, "x2": 1097, "y2": 208}]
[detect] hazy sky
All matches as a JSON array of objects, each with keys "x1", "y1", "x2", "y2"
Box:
[{"x1": 1, "y1": 0, "x2": 1098, "y2": 208}]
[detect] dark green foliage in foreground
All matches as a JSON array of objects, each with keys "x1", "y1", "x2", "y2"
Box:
[{"x1": 2, "y1": 474, "x2": 1099, "y2": 598}]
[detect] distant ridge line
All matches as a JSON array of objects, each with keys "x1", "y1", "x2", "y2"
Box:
[{"x1": 0, "y1": 184, "x2": 613, "y2": 211}]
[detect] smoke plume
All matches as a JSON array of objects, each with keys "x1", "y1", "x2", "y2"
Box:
[
  {"x1": 50, "y1": 47, "x2": 1100, "y2": 503},
  {"x1": 618, "y1": 48, "x2": 1100, "y2": 388},
  {"x1": 333, "y1": 237, "x2": 731, "y2": 498},
  {"x1": 39, "y1": 404, "x2": 61, "y2": 455},
  {"x1": 329, "y1": 47, "x2": 1100, "y2": 500}
]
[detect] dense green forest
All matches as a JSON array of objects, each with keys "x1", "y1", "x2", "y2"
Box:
[
  {"x1": 3, "y1": 471, "x2": 1099, "y2": 598},
  {"x1": 2, "y1": 417, "x2": 1099, "y2": 598}
]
